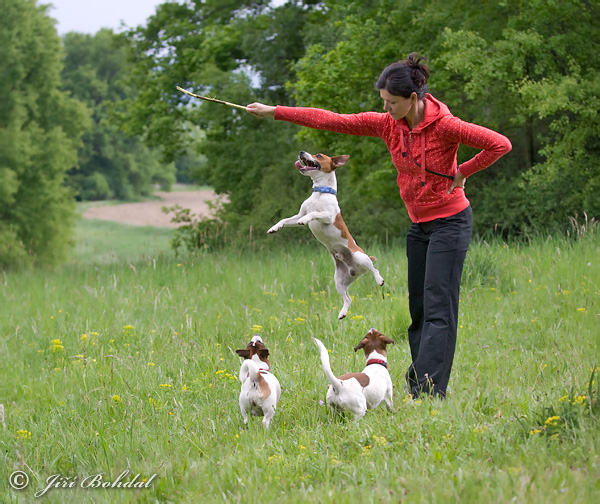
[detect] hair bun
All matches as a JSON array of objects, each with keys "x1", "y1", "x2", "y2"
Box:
[{"x1": 403, "y1": 52, "x2": 429, "y2": 88}]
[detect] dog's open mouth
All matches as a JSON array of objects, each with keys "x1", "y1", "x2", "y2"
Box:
[{"x1": 295, "y1": 154, "x2": 320, "y2": 172}]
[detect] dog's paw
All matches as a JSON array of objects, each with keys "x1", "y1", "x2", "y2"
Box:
[
  {"x1": 297, "y1": 216, "x2": 310, "y2": 226},
  {"x1": 267, "y1": 225, "x2": 281, "y2": 234},
  {"x1": 376, "y1": 275, "x2": 385, "y2": 286}
]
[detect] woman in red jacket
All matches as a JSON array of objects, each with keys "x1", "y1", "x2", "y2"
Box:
[{"x1": 247, "y1": 53, "x2": 512, "y2": 399}]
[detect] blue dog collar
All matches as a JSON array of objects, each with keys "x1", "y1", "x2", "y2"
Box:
[{"x1": 312, "y1": 186, "x2": 337, "y2": 195}]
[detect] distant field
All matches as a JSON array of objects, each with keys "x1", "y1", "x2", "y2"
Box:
[
  {"x1": 80, "y1": 187, "x2": 226, "y2": 229},
  {"x1": 1, "y1": 222, "x2": 598, "y2": 503}
]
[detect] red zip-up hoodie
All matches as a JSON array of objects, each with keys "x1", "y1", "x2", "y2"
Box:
[{"x1": 274, "y1": 94, "x2": 512, "y2": 223}]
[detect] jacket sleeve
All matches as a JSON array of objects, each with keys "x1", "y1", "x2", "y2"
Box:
[
  {"x1": 274, "y1": 106, "x2": 387, "y2": 138},
  {"x1": 439, "y1": 116, "x2": 512, "y2": 177}
]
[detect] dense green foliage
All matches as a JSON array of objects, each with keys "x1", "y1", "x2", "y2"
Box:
[
  {"x1": 0, "y1": 0, "x2": 89, "y2": 268},
  {"x1": 1, "y1": 0, "x2": 598, "y2": 265},
  {"x1": 61, "y1": 30, "x2": 177, "y2": 200},
  {"x1": 121, "y1": 0, "x2": 599, "y2": 243},
  {"x1": 118, "y1": 0, "x2": 322, "y2": 242},
  {"x1": 1, "y1": 220, "x2": 598, "y2": 502}
]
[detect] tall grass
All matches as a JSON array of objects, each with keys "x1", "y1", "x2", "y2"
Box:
[{"x1": 0, "y1": 219, "x2": 598, "y2": 503}]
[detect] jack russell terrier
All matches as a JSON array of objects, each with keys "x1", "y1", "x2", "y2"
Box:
[
  {"x1": 235, "y1": 335, "x2": 281, "y2": 428},
  {"x1": 267, "y1": 151, "x2": 385, "y2": 319},
  {"x1": 314, "y1": 328, "x2": 395, "y2": 420}
]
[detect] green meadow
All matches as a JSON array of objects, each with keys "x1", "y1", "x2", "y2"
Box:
[{"x1": 1, "y1": 218, "x2": 598, "y2": 503}]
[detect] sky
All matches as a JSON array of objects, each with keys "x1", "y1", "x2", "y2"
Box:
[
  {"x1": 48, "y1": 0, "x2": 286, "y2": 36},
  {"x1": 48, "y1": 0, "x2": 166, "y2": 35}
]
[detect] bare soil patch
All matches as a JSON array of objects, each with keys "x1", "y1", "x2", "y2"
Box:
[{"x1": 82, "y1": 190, "x2": 226, "y2": 228}]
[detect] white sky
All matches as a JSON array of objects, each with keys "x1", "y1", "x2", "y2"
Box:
[
  {"x1": 47, "y1": 0, "x2": 167, "y2": 35},
  {"x1": 47, "y1": 0, "x2": 287, "y2": 36}
]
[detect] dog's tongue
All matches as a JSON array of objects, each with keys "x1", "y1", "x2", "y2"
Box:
[{"x1": 295, "y1": 160, "x2": 305, "y2": 171}]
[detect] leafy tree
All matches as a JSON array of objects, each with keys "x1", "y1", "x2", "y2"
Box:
[
  {"x1": 288, "y1": 0, "x2": 525, "y2": 239},
  {"x1": 119, "y1": 0, "x2": 325, "y2": 243},
  {"x1": 443, "y1": 0, "x2": 600, "y2": 231},
  {"x1": 0, "y1": 0, "x2": 89, "y2": 267},
  {"x1": 290, "y1": 0, "x2": 599, "y2": 236},
  {"x1": 61, "y1": 29, "x2": 176, "y2": 201},
  {"x1": 120, "y1": 0, "x2": 598, "y2": 245}
]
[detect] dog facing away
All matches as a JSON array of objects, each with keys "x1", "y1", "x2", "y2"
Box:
[
  {"x1": 268, "y1": 151, "x2": 384, "y2": 319},
  {"x1": 235, "y1": 335, "x2": 281, "y2": 428},
  {"x1": 313, "y1": 328, "x2": 395, "y2": 420}
]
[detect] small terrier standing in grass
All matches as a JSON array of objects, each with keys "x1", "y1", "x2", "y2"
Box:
[
  {"x1": 268, "y1": 151, "x2": 384, "y2": 319},
  {"x1": 236, "y1": 335, "x2": 281, "y2": 428},
  {"x1": 314, "y1": 328, "x2": 395, "y2": 420}
]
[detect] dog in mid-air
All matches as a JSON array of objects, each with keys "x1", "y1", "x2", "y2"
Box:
[
  {"x1": 235, "y1": 335, "x2": 281, "y2": 428},
  {"x1": 268, "y1": 151, "x2": 384, "y2": 319},
  {"x1": 313, "y1": 328, "x2": 395, "y2": 420}
]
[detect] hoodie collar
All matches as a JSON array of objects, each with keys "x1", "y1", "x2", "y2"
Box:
[{"x1": 399, "y1": 93, "x2": 451, "y2": 132}]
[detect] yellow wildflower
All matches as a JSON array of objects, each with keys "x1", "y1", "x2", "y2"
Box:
[{"x1": 50, "y1": 339, "x2": 64, "y2": 352}]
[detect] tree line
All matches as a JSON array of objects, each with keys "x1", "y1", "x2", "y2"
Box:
[
  {"x1": 121, "y1": 0, "x2": 599, "y2": 244},
  {"x1": 1, "y1": 0, "x2": 598, "y2": 267}
]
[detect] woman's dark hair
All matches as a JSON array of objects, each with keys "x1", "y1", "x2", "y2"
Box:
[{"x1": 376, "y1": 52, "x2": 430, "y2": 99}]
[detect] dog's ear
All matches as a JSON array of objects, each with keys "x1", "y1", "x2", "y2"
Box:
[
  {"x1": 331, "y1": 155, "x2": 350, "y2": 168},
  {"x1": 381, "y1": 336, "x2": 396, "y2": 346},
  {"x1": 353, "y1": 339, "x2": 366, "y2": 352},
  {"x1": 236, "y1": 349, "x2": 250, "y2": 359},
  {"x1": 258, "y1": 348, "x2": 270, "y2": 360}
]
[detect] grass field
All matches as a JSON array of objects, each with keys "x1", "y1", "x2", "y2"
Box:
[
  {"x1": 70, "y1": 219, "x2": 175, "y2": 264},
  {"x1": 1, "y1": 218, "x2": 598, "y2": 503}
]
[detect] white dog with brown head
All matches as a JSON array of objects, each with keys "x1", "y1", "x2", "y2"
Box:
[
  {"x1": 235, "y1": 335, "x2": 281, "y2": 428},
  {"x1": 314, "y1": 328, "x2": 395, "y2": 420},
  {"x1": 268, "y1": 151, "x2": 384, "y2": 319}
]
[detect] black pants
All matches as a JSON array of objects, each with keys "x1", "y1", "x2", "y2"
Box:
[{"x1": 405, "y1": 205, "x2": 473, "y2": 398}]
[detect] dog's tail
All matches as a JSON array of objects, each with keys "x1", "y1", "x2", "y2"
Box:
[
  {"x1": 239, "y1": 359, "x2": 261, "y2": 384},
  {"x1": 313, "y1": 338, "x2": 343, "y2": 393}
]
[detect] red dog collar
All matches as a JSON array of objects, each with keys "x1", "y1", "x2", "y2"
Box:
[{"x1": 366, "y1": 359, "x2": 388, "y2": 369}]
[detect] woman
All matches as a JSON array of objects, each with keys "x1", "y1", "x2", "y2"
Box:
[{"x1": 247, "y1": 53, "x2": 512, "y2": 398}]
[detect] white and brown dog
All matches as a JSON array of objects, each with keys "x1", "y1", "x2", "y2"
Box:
[
  {"x1": 313, "y1": 329, "x2": 395, "y2": 420},
  {"x1": 268, "y1": 151, "x2": 384, "y2": 319},
  {"x1": 235, "y1": 335, "x2": 281, "y2": 428}
]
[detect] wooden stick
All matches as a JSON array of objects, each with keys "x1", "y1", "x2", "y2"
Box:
[{"x1": 176, "y1": 86, "x2": 247, "y2": 110}]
